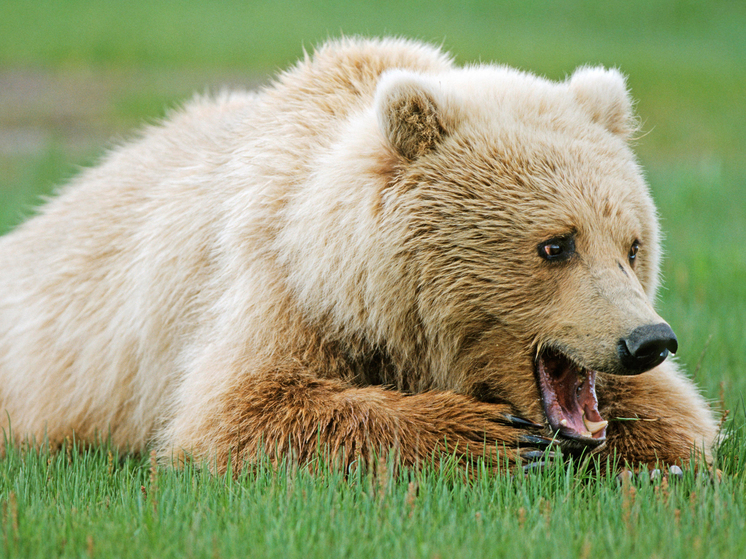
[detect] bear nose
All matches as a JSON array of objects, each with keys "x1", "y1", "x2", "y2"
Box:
[{"x1": 617, "y1": 323, "x2": 678, "y2": 374}]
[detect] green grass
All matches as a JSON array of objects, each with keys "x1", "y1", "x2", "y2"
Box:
[
  {"x1": 0, "y1": 0, "x2": 743, "y2": 161},
  {"x1": 651, "y1": 163, "x2": 746, "y2": 403},
  {"x1": 2, "y1": 433, "x2": 746, "y2": 559},
  {"x1": 1, "y1": 0, "x2": 745, "y2": 557}
]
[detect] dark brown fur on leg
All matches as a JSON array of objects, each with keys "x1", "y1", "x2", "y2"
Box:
[
  {"x1": 596, "y1": 366, "x2": 715, "y2": 466},
  {"x1": 186, "y1": 364, "x2": 549, "y2": 474}
]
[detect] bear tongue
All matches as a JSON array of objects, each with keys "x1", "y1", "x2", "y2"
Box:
[{"x1": 537, "y1": 350, "x2": 608, "y2": 441}]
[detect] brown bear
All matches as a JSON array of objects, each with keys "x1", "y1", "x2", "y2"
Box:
[{"x1": 0, "y1": 37, "x2": 717, "y2": 472}]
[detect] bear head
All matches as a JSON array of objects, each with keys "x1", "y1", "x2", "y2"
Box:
[{"x1": 366, "y1": 64, "x2": 675, "y2": 446}]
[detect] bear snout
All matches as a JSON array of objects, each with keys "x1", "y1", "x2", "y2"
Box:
[{"x1": 616, "y1": 323, "x2": 678, "y2": 374}]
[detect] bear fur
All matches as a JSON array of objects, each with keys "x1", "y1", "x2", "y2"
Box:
[{"x1": 0, "y1": 37, "x2": 717, "y2": 471}]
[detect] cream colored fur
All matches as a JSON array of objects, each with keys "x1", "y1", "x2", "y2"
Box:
[{"x1": 0, "y1": 37, "x2": 716, "y2": 465}]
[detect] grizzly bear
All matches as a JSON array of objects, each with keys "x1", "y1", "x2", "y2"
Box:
[{"x1": 0, "y1": 37, "x2": 717, "y2": 472}]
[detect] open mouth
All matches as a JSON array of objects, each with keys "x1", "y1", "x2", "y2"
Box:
[{"x1": 535, "y1": 348, "x2": 608, "y2": 446}]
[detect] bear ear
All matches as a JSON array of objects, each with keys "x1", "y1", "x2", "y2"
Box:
[
  {"x1": 375, "y1": 70, "x2": 451, "y2": 160},
  {"x1": 569, "y1": 67, "x2": 638, "y2": 139}
]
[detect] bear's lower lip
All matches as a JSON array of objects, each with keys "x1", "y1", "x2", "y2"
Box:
[{"x1": 535, "y1": 348, "x2": 607, "y2": 445}]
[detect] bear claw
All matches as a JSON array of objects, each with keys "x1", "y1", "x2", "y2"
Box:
[
  {"x1": 501, "y1": 414, "x2": 544, "y2": 429},
  {"x1": 517, "y1": 434, "x2": 556, "y2": 448},
  {"x1": 520, "y1": 450, "x2": 555, "y2": 461}
]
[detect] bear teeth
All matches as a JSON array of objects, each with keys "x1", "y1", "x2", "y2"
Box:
[{"x1": 583, "y1": 415, "x2": 608, "y2": 435}]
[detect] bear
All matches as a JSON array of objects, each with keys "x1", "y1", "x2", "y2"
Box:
[{"x1": 0, "y1": 37, "x2": 717, "y2": 473}]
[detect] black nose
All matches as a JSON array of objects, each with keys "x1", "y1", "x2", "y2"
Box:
[{"x1": 618, "y1": 323, "x2": 678, "y2": 374}]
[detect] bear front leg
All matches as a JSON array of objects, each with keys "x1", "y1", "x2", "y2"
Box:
[
  {"x1": 596, "y1": 360, "x2": 718, "y2": 467},
  {"x1": 162, "y1": 365, "x2": 554, "y2": 474}
]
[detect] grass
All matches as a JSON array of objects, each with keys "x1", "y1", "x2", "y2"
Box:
[
  {"x1": 0, "y1": 0, "x2": 745, "y2": 557},
  {"x1": 2, "y1": 433, "x2": 746, "y2": 559},
  {"x1": 651, "y1": 162, "x2": 746, "y2": 402}
]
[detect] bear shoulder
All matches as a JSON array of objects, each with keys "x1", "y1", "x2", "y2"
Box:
[{"x1": 270, "y1": 37, "x2": 454, "y2": 108}]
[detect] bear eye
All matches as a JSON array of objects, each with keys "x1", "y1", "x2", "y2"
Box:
[
  {"x1": 537, "y1": 234, "x2": 575, "y2": 263},
  {"x1": 628, "y1": 240, "x2": 641, "y2": 265}
]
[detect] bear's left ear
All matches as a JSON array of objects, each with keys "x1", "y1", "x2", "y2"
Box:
[
  {"x1": 374, "y1": 70, "x2": 454, "y2": 160},
  {"x1": 569, "y1": 67, "x2": 637, "y2": 139}
]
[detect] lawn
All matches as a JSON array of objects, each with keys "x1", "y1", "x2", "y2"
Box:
[{"x1": 1, "y1": 1, "x2": 745, "y2": 557}]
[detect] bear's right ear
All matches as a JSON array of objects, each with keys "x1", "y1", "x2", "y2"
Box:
[
  {"x1": 375, "y1": 70, "x2": 452, "y2": 161},
  {"x1": 569, "y1": 66, "x2": 638, "y2": 139}
]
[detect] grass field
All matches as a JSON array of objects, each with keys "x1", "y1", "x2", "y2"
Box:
[
  {"x1": 2, "y1": 439, "x2": 746, "y2": 559},
  {"x1": 1, "y1": 1, "x2": 745, "y2": 557}
]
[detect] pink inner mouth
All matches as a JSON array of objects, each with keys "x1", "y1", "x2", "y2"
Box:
[{"x1": 536, "y1": 349, "x2": 607, "y2": 442}]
